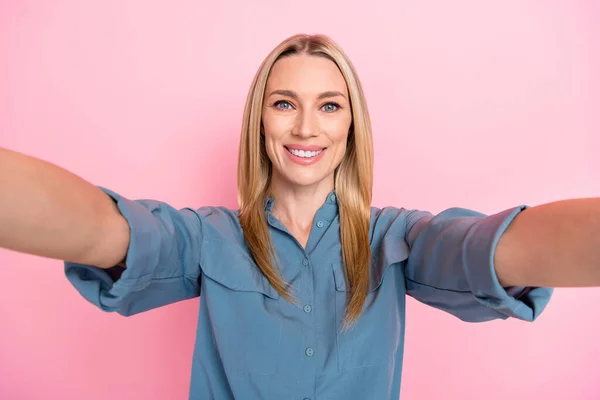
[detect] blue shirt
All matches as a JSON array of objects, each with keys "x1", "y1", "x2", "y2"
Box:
[{"x1": 65, "y1": 188, "x2": 553, "y2": 400}]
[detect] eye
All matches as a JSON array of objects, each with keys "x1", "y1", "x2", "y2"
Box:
[
  {"x1": 321, "y1": 102, "x2": 340, "y2": 113},
  {"x1": 273, "y1": 100, "x2": 293, "y2": 111}
]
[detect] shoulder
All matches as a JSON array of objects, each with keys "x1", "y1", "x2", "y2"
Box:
[
  {"x1": 195, "y1": 206, "x2": 246, "y2": 246},
  {"x1": 369, "y1": 205, "x2": 432, "y2": 240}
]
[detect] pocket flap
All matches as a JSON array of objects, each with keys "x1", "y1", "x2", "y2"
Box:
[{"x1": 200, "y1": 239, "x2": 280, "y2": 300}]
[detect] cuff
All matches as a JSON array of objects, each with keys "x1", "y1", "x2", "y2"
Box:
[
  {"x1": 64, "y1": 187, "x2": 162, "y2": 312},
  {"x1": 464, "y1": 206, "x2": 553, "y2": 321}
]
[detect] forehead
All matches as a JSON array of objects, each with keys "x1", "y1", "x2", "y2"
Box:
[{"x1": 266, "y1": 54, "x2": 348, "y2": 96}]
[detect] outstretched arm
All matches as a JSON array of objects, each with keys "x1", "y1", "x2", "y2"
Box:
[
  {"x1": 495, "y1": 198, "x2": 600, "y2": 288},
  {"x1": 0, "y1": 147, "x2": 129, "y2": 268}
]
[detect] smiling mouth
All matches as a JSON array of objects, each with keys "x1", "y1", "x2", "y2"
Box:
[{"x1": 284, "y1": 146, "x2": 326, "y2": 158}]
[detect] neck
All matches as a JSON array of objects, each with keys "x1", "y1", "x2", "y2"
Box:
[{"x1": 268, "y1": 175, "x2": 334, "y2": 232}]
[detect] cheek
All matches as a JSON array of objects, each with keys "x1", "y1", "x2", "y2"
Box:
[
  {"x1": 263, "y1": 131, "x2": 287, "y2": 167},
  {"x1": 322, "y1": 113, "x2": 351, "y2": 141},
  {"x1": 330, "y1": 126, "x2": 350, "y2": 164},
  {"x1": 263, "y1": 134, "x2": 278, "y2": 163},
  {"x1": 330, "y1": 126, "x2": 349, "y2": 150},
  {"x1": 262, "y1": 117, "x2": 278, "y2": 154},
  {"x1": 263, "y1": 109, "x2": 290, "y2": 132},
  {"x1": 334, "y1": 141, "x2": 348, "y2": 164},
  {"x1": 262, "y1": 116, "x2": 289, "y2": 146}
]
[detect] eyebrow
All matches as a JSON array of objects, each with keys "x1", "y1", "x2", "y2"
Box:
[{"x1": 268, "y1": 89, "x2": 347, "y2": 100}]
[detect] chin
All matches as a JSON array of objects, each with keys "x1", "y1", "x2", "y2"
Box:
[{"x1": 282, "y1": 170, "x2": 331, "y2": 188}]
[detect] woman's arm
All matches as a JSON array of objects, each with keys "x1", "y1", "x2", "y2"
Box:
[
  {"x1": 495, "y1": 198, "x2": 600, "y2": 288},
  {"x1": 0, "y1": 147, "x2": 129, "y2": 268}
]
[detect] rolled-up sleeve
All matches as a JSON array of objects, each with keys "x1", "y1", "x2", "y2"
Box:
[
  {"x1": 404, "y1": 206, "x2": 553, "y2": 322},
  {"x1": 64, "y1": 187, "x2": 203, "y2": 317}
]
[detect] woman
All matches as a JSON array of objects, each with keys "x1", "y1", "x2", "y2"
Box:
[{"x1": 2, "y1": 33, "x2": 599, "y2": 399}]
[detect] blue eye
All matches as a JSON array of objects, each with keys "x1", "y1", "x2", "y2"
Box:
[
  {"x1": 322, "y1": 103, "x2": 340, "y2": 112},
  {"x1": 274, "y1": 100, "x2": 293, "y2": 110}
]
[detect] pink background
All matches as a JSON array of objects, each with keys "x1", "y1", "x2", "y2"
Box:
[{"x1": 1, "y1": 1, "x2": 599, "y2": 399}]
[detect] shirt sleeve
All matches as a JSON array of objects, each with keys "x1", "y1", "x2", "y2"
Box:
[
  {"x1": 404, "y1": 205, "x2": 553, "y2": 322},
  {"x1": 64, "y1": 187, "x2": 203, "y2": 317}
]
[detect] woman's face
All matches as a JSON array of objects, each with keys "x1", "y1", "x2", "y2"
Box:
[{"x1": 262, "y1": 54, "x2": 352, "y2": 191}]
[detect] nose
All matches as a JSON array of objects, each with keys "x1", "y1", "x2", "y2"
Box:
[{"x1": 292, "y1": 109, "x2": 319, "y2": 138}]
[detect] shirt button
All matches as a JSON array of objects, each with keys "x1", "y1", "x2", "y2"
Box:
[
  {"x1": 329, "y1": 193, "x2": 336, "y2": 202},
  {"x1": 303, "y1": 304, "x2": 312, "y2": 313},
  {"x1": 302, "y1": 258, "x2": 309, "y2": 266},
  {"x1": 303, "y1": 398, "x2": 311, "y2": 400},
  {"x1": 305, "y1": 347, "x2": 314, "y2": 357},
  {"x1": 316, "y1": 220, "x2": 324, "y2": 228}
]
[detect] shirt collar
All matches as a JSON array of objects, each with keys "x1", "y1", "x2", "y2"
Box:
[{"x1": 264, "y1": 190, "x2": 338, "y2": 217}]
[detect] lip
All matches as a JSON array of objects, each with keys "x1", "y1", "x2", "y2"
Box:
[
  {"x1": 284, "y1": 144, "x2": 326, "y2": 151},
  {"x1": 284, "y1": 146, "x2": 327, "y2": 166}
]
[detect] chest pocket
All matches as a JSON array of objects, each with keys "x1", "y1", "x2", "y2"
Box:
[
  {"x1": 332, "y1": 236, "x2": 410, "y2": 371},
  {"x1": 200, "y1": 238, "x2": 283, "y2": 376}
]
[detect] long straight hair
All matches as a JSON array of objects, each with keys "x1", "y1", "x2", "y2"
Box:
[{"x1": 237, "y1": 34, "x2": 374, "y2": 329}]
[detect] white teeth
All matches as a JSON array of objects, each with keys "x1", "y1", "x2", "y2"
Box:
[{"x1": 287, "y1": 148, "x2": 323, "y2": 158}]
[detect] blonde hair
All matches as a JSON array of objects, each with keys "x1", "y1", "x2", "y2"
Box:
[{"x1": 237, "y1": 34, "x2": 374, "y2": 329}]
